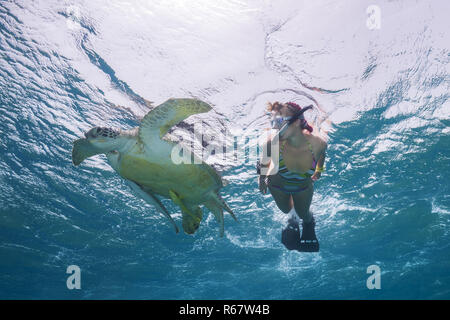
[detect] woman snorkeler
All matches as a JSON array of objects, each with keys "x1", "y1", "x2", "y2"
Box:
[{"x1": 257, "y1": 102, "x2": 327, "y2": 252}]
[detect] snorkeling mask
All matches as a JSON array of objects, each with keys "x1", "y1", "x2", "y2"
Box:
[{"x1": 270, "y1": 115, "x2": 293, "y2": 130}]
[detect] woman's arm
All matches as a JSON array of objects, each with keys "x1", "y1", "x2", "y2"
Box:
[
  {"x1": 260, "y1": 135, "x2": 272, "y2": 171},
  {"x1": 312, "y1": 141, "x2": 327, "y2": 181},
  {"x1": 258, "y1": 134, "x2": 273, "y2": 194}
]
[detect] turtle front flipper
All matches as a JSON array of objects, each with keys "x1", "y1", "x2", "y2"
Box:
[
  {"x1": 139, "y1": 98, "x2": 211, "y2": 145},
  {"x1": 169, "y1": 190, "x2": 203, "y2": 235},
  {"x1": 125, "y1": 180, "x2": 179, "y2": 233},
  {"x1": 72, "y1": 138, "x2": 105, "y2": 166}
]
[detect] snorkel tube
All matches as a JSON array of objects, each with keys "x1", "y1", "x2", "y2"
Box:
[{"x1": 277, "y1": 103, "x2": 314, "y2": 138}]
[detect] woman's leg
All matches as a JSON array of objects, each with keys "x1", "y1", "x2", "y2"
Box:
[
  {"x1": 292, "y1": 181, "x2": 318, "y2": 251},
  {"x1": 268, "y1": 176, "x2": 293, "y2": 213},
  {"x1": 292, "y1": 182, "x2": 314, "y2": 223}
]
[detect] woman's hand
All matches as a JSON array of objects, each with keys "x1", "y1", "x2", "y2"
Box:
[
  {"x1": 259, "y1": 175, "x2": 269, "y2": 194},
  {"x1": 311, "y1": 171, "x2": 321, "y2": 181}
]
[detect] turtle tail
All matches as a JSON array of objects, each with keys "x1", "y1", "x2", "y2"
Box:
[
  {"x1": 210, "y1": 192, "x2": 237, "y2": 221},
  {"x1": 204, "y1": 192, "x2": 237, "y2": 237},
  {"x1": 204, "y1": 200, "x2": 224, "y2": 237}
]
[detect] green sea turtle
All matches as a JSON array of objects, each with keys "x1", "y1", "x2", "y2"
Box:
[{"x1": 72, "y1": 98, "x2": 236, "y2": 236}]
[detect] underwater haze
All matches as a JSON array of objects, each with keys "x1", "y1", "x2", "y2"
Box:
[{"x1": 0, "y1": 0, "x2": 449, "y2": 299}]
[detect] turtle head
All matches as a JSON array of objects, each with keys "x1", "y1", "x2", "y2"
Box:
[
  {"x1": 84, "y1": 126, "x2": 120, "y2": 139},
  {"x1": 72, "y1": 127, "x2": 124, "y2": 166}
]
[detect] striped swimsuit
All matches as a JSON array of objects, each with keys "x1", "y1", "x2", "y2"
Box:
[{"x1": 271, "y1": 139, "x2": 317, "y2": 194}]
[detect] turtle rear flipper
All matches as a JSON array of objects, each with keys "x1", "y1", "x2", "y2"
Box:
[
  {"x1": 182, "y1": 206, "x2": 203, "y2": 235},
  {"x1": 169, "y1": 190, "x2": 203, "y2": 235},
  {"x1": 126, "y1": 180, "x2": 179, "y2": 233}
]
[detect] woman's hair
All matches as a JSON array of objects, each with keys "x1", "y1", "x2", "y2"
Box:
[
  {"x1": 266, "y1": 101, "x2": 284, "y2": 112},
  {"x1": 267, "y1": 101, "x2": 314, "y2": 133}
]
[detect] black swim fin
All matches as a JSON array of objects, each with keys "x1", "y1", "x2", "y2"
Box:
[
  {"x1": 281, "y1": 218, "x2": 302, "y2": 251},
  {"x1": 299, "y1": 217, "x2": 319, "y2": 252}
]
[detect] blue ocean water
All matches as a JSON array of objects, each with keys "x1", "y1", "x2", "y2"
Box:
[{"x1": 0, "y1": 0, "x2": 449, "y2": 299}]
